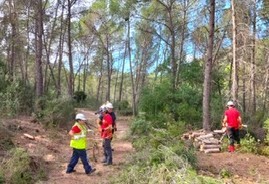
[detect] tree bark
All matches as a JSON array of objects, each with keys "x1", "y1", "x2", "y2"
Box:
[
  {"x1": 231, "y1": 0, "x2": 238, "y2": 102},
  {"x1": 250, "y1": 0, "x2": 257, "y2": 114},
  {"x1": 35, "y1": 0, "x2": 44, "y2": 99},
  {"x1": 202, "y1": 0, "x2": 215, "y2": 131}
]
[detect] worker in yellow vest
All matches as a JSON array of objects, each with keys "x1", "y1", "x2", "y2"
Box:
[{"x1": 66, "y1": 113, "x2": 96, "y2": 175}]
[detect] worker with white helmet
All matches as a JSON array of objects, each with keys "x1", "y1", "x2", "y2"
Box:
[
  {"x1": 99, "y1": 105, "x2": 113, "y2": 166},
  {"x1": 66, "y1": 113, "x2": 96, "y2": 175},
  {"x1": 222, "y1": 101, "x2": 242, "y2": 152},
  {"x1": 106, "y1": 102, "x2": 117, "y2": 134}
]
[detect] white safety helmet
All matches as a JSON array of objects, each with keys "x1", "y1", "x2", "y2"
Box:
[
  {"x1": 75, "y1": 113, "x2": 87, "y2": 121},
  {"x1": 227, "y1": 101, "x2": 234, "y2": 107},
  {"x1": 106, "y1": 102, "x2": 113, "y2": 109}
]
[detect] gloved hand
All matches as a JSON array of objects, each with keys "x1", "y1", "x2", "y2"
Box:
[
  {"x1": 73, "y1": 135, "x2": 81, "y2": 140},
  {"x1": 73, "y1": 134, "x2": 86, "y2": 140}
]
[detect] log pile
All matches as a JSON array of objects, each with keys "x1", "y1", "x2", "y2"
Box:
[{"x1": 181, "y1": 128, "x2": 226, "y2": 154}]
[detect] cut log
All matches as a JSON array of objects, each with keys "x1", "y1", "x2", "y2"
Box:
[
  {"x1": 23, "y1": 133, "x2": 35, "y2": 140},
  {"x1": 201, "y1": 139, "x2": 220, "y2": 145},
  {"x1": 213, "y1": 129, "x2": 225, "y2": 134},
  {"x1": 196, "y1": 133, "x2": 213, "y2": 140},
  {"x1": 204, "y1": 148, "x2": 220, "y2": 154},
  {"x1": 191, "y1": 132, "x2": 206, "y2": 138},
  {"x1": 201, "y1": 144, "x2": 221, "y2": 150}
]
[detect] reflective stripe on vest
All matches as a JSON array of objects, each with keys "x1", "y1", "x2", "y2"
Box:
[{"x1": 70, "y1": 122, "x2": 87, "y2": 149}]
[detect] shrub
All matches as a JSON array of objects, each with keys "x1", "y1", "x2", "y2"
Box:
[
  {"x1": 0, "y1": 80, "x2": 34, "y2": 117},
  {"x1": 239, "y1": 133, "x2": 258, "y2": 153},
  {"x1": 73, "y1": 91, "x2": 87, "y2": 103},
  {"x1": 130, "y1": 118, "x2": 151, "y2": 136},
  {"x1": 0, "y1": 148, "x2": 47, "y2": 184},
  {"x1": 37, "y1": 97, "x2": 75, "y2": 129}
]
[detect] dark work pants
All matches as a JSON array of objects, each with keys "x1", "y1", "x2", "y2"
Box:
[
  {"x1": 227, "y1": 127, "x2": 240, "y2": 146},
  {"x1": 66, "y1": 148, "x2": 93, "y2": 174},
  {"x1": 103, "y1": 138, "x2": 112, "y2": 164}
]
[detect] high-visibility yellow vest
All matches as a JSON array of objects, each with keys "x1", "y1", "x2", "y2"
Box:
[{"x1": 70, "y1": 122, "x2": 87, "y2": 149}]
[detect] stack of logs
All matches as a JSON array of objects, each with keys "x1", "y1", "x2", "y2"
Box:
[{"x1": 181, "y1": 129, "x2": 226, "y2": 154}]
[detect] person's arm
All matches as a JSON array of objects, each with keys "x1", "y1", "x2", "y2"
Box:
[
  {"x1": 69, "y1": 125, "x2": 82, "y2": 139},
  {"x1": 222, "y1": 115, "x2": 227, "y2": 127},
  {"x1": 238, "y1": 116, "x2": 242, "y2": 129}
]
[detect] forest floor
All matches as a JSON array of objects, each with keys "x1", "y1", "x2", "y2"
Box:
[{"x1": 4, "y1": 109, "x2": 269, "y2": 184}]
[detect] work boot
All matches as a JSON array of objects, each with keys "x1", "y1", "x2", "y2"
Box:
[
  {"x1": 66, "y1": 170, "x2": 76, "y2": 174},
  {"x1": 103, "y1": 162, "x2": 112, "y2": 166},
  {"x1": 86, "y1": 168, "x2": 96, "y2": 175},
  {"x1": 228, "y1": 145, "x2": 235, "y2": 152}
]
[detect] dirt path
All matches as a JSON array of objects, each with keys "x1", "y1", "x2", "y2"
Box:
[
  {"x1": 8, "y1": 110, "x2": 133, "y2": 184},
  {"x1": 197, "y1": 150, "x2": 269, "y2": 184},
  {"x1": 43, "y1": 109, "x2": 134, "y2": 184}
]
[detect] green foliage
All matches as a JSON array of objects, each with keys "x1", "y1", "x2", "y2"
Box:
[
  {"x1": 219, "y1": 168, "x2": 232, "y2": 178},
  {"x1": 0, "y1": 80, "x2": 34, "y2": 117},
  {"x1": 0, "y1": 148, "x2": 47, "y2": 184},
  {"x1": 73, "y1": 91, "x2": 87, "y2": 103},
  {"x1": 260, "y1": 146, "x2": 269, "y2": 156},
  {"x1": 116, "y1": 100, "x2": 133, "y2": 116},
  {"x1": 139, "y1": 81, "x2": 203, "y2": 127},
  {"x1": 263, "y1": 118, "x2": 269, "y2": 144},
  {"x1": 37, "y1": 98, "x2": 75, "y2": 129},
  {"x1": 239, "y1": 133, "x2": 258, "y2": 154},
  {"x1": 130, "y1": 118, "x2": 151, "y2": 136},
  {"x1": 111, "y1": 144, "x2": 220, "y2": 184}
]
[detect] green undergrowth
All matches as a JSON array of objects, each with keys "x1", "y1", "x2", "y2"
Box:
[
  {"x1": 110, "y1": 118, "x2": 222, "y2": 184},
  {"x1": 0, "y1": 148, "x2": 47, "y2": 184}
]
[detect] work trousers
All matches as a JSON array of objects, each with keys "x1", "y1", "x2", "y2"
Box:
[
  {"x1": 103, "y1": 138, "x2": 112, "y2": 164},
  {"x1": 66, "y1": 148, "x2": 93, "y2": 174},
  {"x1": 227, "y1": 127, "x2": 240, "y2": 146}
]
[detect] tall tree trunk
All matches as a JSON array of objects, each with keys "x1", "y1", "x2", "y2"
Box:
[
  {"x1": 8, "y1": 0, "x2": 17, "y2": 81},
  {"x1": 250, "y1": 0, "x2": 257, "y2": 114},
  {"x1": 118, "y1": 40, "x2": 127, "y2": 103},
  {"x1": 56, "y1": 0, "x2": 66, "y2": 98},
  {"x1": 105, "y1": 35, "x2": 111, "y2": 101},
  {"x1": 128, "y1": 19, "x2": 136, "y2": 116},
  {"x1": 202, "y1": 0, "x2": 215, "y2": 131},
  {"x1": 263, "y1": 53, "x2": 269, "y2": 111},
  {"x1": 176, "y1": 0, "x2": 187, "y2": 86},
  {"x1": 67, "y1": 0, "x2": 75, "y2": 97},
  {"x1": 35, "y1": 0, "x2": 44, "y2": 108},
  {"x1": 231, "y1": 0, "x2": 238, "y2": 103}
]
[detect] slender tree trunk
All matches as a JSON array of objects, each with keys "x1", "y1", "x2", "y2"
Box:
[
  {"x1": 231, "y1": 0, "x2": 238, "y2": 103},
  {"x1": 118, "y1": 40, "x2": 127, "y2": 103},
  {"x1": 35, "y1": 0, "x2": 44, "y2": 110},
  {"x1": 128, "y1": 19, "x2": 136, "y2": 116},
  {"x1": 176, "y1": 0, "x2": 187, "y2": 86},
  {"x1": 250, "y1": 0, "x2": 257, "y2": 114},
  {"x1": 56, "y1": 0, "x2": 66, "y2": 97},
  {"x1": 263, "y1": 53, "x2": 269, "y2": 111},
  {"x1": 67, "y1": 0, "x2": 75, "y2": 97},
  {"x1": 105, "y1": 35, "x2": 111, "y2": 101},
  {"x1": 202, "y1": 0, "x2": 215, "y2": 131},
  {"x1": 8, "y1": 0, "x2": 17, "y2": 81}
]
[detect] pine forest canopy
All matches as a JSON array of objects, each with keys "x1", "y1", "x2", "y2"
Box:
[{"x1": 0, "y1": 0, "x2": 269, "y2": 130}]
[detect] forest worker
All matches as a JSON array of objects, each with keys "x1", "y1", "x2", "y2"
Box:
[
  {"x1": 100, "y1": 106, "x2": 113, "y2": 166},
  {"x1": 66, "y1": 113, "x2": 96, "y2": 175},
  {"x1": 222, "y1": 101, "x2": 242, "y2": 152},
  {"x1": 105, "y1": 102, "x2": 117, "y2": 136}
]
